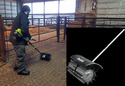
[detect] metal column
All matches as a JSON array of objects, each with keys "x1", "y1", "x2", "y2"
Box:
[
  {"x1": 57, "y1": 0, "x2": 60, "y2": 42},
  {"x1": 43, "y1": 0, "x2": 45, "y2": 26},
  {"x1": 0, "y1": 15, "x2": 6, "y2": 62}
]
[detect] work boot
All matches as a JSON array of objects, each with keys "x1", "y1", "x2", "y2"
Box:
[{"x1": 17, "y1": 69, "x2": 30, "y2": 75}]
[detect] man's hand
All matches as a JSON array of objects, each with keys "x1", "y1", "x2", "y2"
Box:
[
  {"x1": 30, "y1": 37, "x2": 33, "y2": 40},
  {"x1": 24, "y1": 37, "x2": 29, "y2": 41},
  {"x1": 24, "y1": 37, "x2": 34, "y2": 41}
]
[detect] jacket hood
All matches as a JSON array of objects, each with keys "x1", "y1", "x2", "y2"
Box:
[{"x1": 21, "y1": 5, "x2": 30, "y2": 12}]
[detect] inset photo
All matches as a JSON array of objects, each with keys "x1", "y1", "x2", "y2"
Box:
[{"x1": 67, "y1": 28, "x2": 125, "y2": 86}]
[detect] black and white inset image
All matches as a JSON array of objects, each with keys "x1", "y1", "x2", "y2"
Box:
[{"x1": 67, "y1": 28, "x2": 125, "y2": 86}]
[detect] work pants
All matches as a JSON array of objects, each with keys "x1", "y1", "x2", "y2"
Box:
[{"x1": 14, "y1": 45, "x2": 26, "y2": 73}]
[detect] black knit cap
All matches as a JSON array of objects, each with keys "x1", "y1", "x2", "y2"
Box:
[{"x1": 21, "y1": 5, "x2": 30, "y2": 12}]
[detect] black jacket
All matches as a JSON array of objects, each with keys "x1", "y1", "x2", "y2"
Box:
[{"x1": 9, "y1": 12, "x2": 31, "y2": 45}]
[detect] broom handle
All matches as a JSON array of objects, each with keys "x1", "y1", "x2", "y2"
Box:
[
  {"x1": 17, "y1": 31, "x2": 42, "y2": 54},
  {"x1": 28, "y1": 41, "x2": 41, "y2": 54},
  {"x1": 92, "y1": 29, "x2": 125, "y2": 62}
]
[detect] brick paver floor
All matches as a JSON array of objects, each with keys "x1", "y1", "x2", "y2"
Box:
[{"x1": 0, "y1": 36, "x2": 66, "y2": 86}]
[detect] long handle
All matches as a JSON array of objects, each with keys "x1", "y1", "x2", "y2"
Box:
[
  {"x1": 92, "y1": 29, "x2": 125, "y2": 62},
  {"x1": 17, "y1": 31, "x2": 41, "y2": 54},
  {"x1": 28, "y1": 41, "x2": 41, "y2": 54}
]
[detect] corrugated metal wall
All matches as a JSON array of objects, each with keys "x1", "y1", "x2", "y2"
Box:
[{"x1": 96, "y1": 0, "x2": 125, "y2": 18}]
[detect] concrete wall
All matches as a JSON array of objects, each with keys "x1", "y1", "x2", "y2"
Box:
[
  {"x1": 76, "y1": 0, "x2": 125, "y2": 18},
  {"x1": 95, "y1": 0, "x2": 125, "y2": 27},
  {"x1": 75, "y1": 0, "x2": 125, "y2": 27},
  {"x1": 76, "y1": 0, "x2": 93, "y2": 13}
]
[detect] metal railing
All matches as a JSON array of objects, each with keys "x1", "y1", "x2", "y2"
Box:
[
  {"x1": 3, "y1": 16, "x2": 66, "y2": 53},
  {"x1": 0, "y1": 15, "x2": 8, "y2": 67},
  {"x1": 1, "y1": 14, "x2": 125, "y2": 55},
  {"x1": 67, "y1": 17, "x2": 125, "y2": 28}
]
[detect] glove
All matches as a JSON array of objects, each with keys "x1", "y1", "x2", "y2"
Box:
[
  {"x1": 24, "y1": 37, "x2": 29, "y2": 41},
  {"x1": 30, "y1": 37, "x2": 33, "y2": 40}
]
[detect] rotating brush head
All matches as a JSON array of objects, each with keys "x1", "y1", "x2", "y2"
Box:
[
  {"x1": 40, "y1": 53, "x2": 51, "y2": 61},
  {"x1": 67, "y1": 55, "x2": 103, "y2": 84}
]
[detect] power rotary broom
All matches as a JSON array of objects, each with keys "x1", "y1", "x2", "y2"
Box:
[
  {"x1": 14, "y1": 28, "x2": 51, "y2": 61},
  {"x1": 67, "y1": 29, "x2": 125, "y2": 84}
]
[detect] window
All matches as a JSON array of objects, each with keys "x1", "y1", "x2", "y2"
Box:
[
  {"x1": 60, "y1": 0, "x2": 76, "y2": 13},
  {"x1": 45, "y1": 1, "x2": 58, "y2": 14},
  {"x1": 33, "y1": 2, "x2": 44, "y2": 14},
  {"x1": 23, "y1": 0, "x2": 76, "y2": 14}
]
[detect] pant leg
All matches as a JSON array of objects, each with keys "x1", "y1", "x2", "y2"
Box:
[{"x1": 14, "y1": 45, "x2": 26, "y2": 73}]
